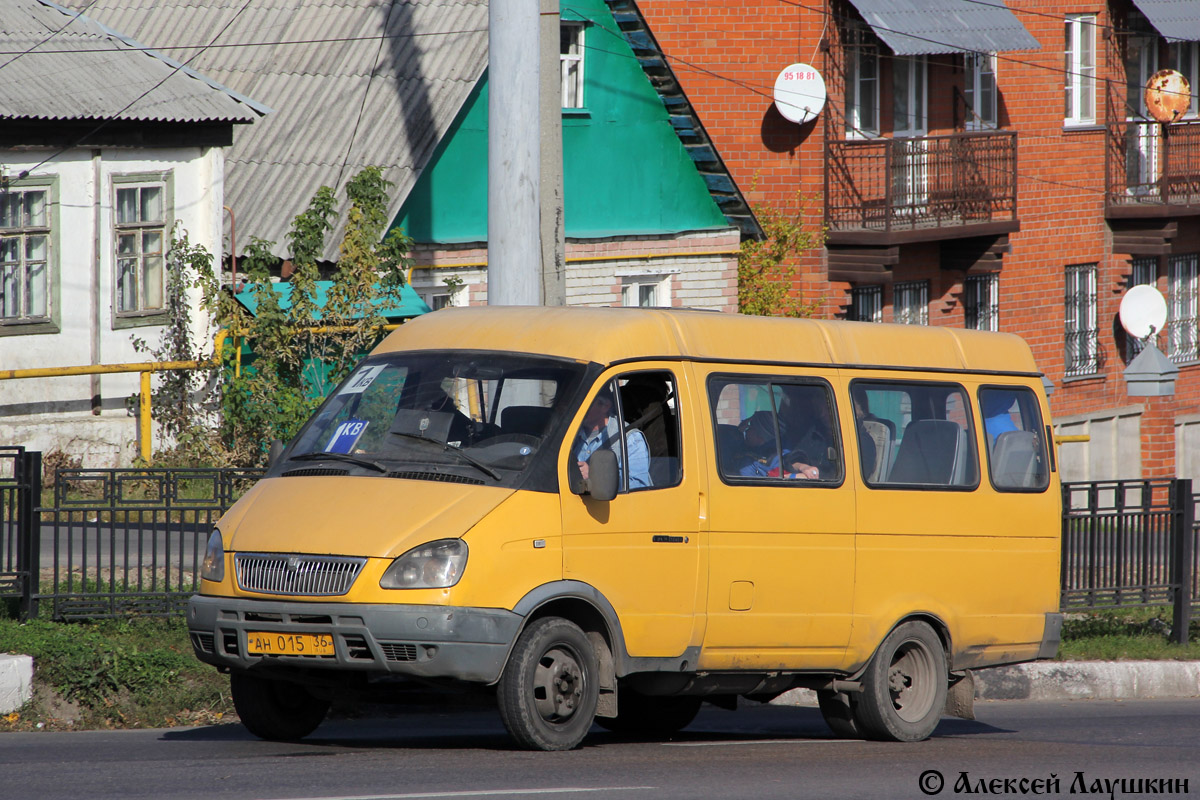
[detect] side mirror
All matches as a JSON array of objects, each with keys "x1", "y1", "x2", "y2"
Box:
[
  {"x1": 584, "y1": 449, "x2": 619, "y2": 502},
  {"x1": 268, "y1": 439, "x2": 284, "y2": 467}
]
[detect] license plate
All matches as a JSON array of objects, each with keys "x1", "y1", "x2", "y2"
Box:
[{"x1": 246, "y1": 631, "x2": 335, "y2": 656}]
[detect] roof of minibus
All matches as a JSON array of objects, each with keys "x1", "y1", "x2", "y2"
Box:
[{"x1": 374, "y1": 306, "x2": 1041, "y2": 376}]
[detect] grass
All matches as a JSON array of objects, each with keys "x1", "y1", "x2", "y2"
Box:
[
  {"x1": 0, "y1": 615, "x2": 233, "y2": 731},
  {"x1": 1058, "y1": 606, "x2": 1200, "y2": 660},
  {"x1": 1, "y1": 605, "x2": 1198, "y2": 732}
]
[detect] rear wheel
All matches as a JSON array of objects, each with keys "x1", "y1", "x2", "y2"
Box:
[
  {"x1": 854, "y1": 621, "x2": 947, "y2": 742},
  {"x1": 230, "y1": 672, "x2": 330, "y2": 741},
  {"x1": 816, "y1": 689, "x2": 863, "y2": 739},
  {"x1": 594, "y1": 692, "x2": 702, "y2": 736},
  {"x1": 497, "y1": 617, "x2": 599, "y2": 751}
]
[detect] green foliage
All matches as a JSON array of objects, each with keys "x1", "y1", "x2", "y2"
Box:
[
  {"x1": 133, "y1": 167, "x2": 414, "y2": 468},
  {"x1": 738, "y1": 192, "x2": 823, "y2": 318}
]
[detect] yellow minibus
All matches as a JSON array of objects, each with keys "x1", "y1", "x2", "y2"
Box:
[{"x1": 189, "y1": 306, "x2": 1061, "y2": 750}]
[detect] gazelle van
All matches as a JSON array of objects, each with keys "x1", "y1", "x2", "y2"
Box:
[{"x1": 189, "y1": 306, "x2": 1062, "y2": 750}]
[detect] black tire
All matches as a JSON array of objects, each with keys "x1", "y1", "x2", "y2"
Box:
[
  {"x1": 594, "y1": 692, "x2": 702, "y2": 736},
  {"x1": 497, "y1": 617, "x2": 599, "y2": 751},
  {"x1": 816, "y1": 689, "x2": 863, "y2": 739},
  {"x1": 854, "y1": 621, "x2": 948, "y2": 742},
  {"x1": 230, "y1": 672, "x2": 330, "y2": 741}
]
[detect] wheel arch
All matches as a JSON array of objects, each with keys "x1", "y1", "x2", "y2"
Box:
[
  {"x1": 506, "y1": 581, "x2": 628, "y2": 686},
  {"x1": 859, "y1": 612, "x2": 953, "y2": 678}
]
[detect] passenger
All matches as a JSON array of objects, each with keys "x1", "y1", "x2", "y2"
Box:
[
  {"x1": 575, "y1": 389, "x2": 651, "y2": 489},
  {"x1": 737, "y1": 408, "x2": 822, "y2": 480},
  {"x1": 982, "y1": 391, "x2": 1020, "y2": 446}
]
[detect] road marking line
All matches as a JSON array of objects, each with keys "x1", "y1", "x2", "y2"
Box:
[
  {"x1": 663, "y1": 738, "x2": 853, "y2": 747},
  {"x1": 261, "y1": 787, "x2": 657, "y2": 800}
]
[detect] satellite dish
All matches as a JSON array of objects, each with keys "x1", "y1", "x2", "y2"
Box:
[
  {"x1": 1119, "y1": 284, "x2": 1168, "y2": 341},
  {"x1": 773, "y1": 63, "x2": 826, "y2": 125},
  {"x1": 1145, "y1": 69, "x2": 1192, "y2": 123}
]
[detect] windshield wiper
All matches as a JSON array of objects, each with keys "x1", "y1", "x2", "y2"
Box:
[
  {"x1": 290, "y1": 451, "x2": 390, "y2": 473},
  {"x1": 388, "y1": 431, "x2": 502, "y2": 481}
]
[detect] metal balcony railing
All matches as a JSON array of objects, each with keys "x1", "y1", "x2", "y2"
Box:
[
  {"x1": 1106, "y1": 118, "x2": 1200, "y2": 212},
  {"x1": 825, "y1": 130, "x2": 1018, "y2": 238}
]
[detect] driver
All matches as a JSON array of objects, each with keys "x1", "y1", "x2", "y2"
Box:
[{"x1": 575, "y1": 388, "x2": 651, "y2": 490}]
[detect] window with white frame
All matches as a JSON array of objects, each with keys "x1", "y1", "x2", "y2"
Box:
[
  {"x1": 1169, "y1": 41, "x2": 1199, "y2": 118},
  {"x1": 114, "y1": 178, "x2": 168, "y2": 317},
  {"x1": 964, "y1": 52, "x2": 997, "y2": 130},
  {"x1": 893, "y1": 280, "x2": 929, "y2": 325},
  {"x1": 1125, "y1": 257, "x2": 1157, "y2": 361},
  {"x1": 1065, "y1": 14, "x2": 1097, "y2": 126},
  {"x1": 844, "y1": 25, "x2": 879, "y2": 137},
  {"x1": 622, "y1": 275, "x2": 669, "y2": 308},
  {"x1": 1065, "y1": 263, "x2": 1099, "y2": 376},
  {"x1": 0, "y1": 185, "x2": 51, "y2": 328},
  {"x1": 561, "y1": 22, "x2": 585, "y2": 109},
  {"x1": 423, "y1": 292, "x2": 452, "y2": 311},
  {"x1": 850, "y1": 285, "x2": 882, "y2": 322},
  {"x1": 1168, "y1": 253, "x2": 1199, "y2": 363},
  {"x1": 964, "y1": 273, "x2": 999, "y2": 331}
]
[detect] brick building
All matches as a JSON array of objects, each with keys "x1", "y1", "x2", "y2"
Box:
[{"x1": 627, "y1": 0, "x2": 1200, "y2": 480}]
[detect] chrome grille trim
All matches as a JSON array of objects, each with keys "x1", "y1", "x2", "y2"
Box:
[{"x1": 234, "y1": 552, "x2": 367, "y2": 596}]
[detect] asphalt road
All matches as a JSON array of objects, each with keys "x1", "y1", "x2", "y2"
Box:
[{"x1": 2, "y1": 698, "x2": 1198, "y2": 800}]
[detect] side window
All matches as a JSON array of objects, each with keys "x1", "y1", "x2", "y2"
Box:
[
  {"x1": 572, "y1": 371, "x2": 679, "y2": 493},
  {"x1": 709, "y1": 376, "x2": 843, "y2": 485},
  {"x1": 979, "y1": 386, "x2": 1050, "y2": 491},
  {"x1": 852, "y1": 381, "x2": 978, "y2": 489}
]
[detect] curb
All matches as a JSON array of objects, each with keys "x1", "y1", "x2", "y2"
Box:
[
  {"x1": 769, "y1": 660, "x2": 1200, "y2": 709},
  {"x1": 0, "y1": 654, "x2": 33, "y2": 715}
]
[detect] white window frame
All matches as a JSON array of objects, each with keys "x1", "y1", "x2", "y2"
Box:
[
  {"x1": 1065, "y1": 14, "x2": 1097, "y2": 126},
  {"x1": 964, "y1": 273, "x2": 999, "y2": 331},
  {"x1": 1168, "y1": 253, "x2": 1199, "y2": 364},
  {"x1": 964, "y1": 52, "x2": 998, "y2": 130},
  {"x1": 561, "y1": 22, "x2": 586, "y2": 110},
  {"x1": 622, "y1": 274, "x2": 670, "y2": 308},
  {"x1": 1169, "y1": 41, "x2": 1199, "y2": 119},
  {"x1": 845, "y1": 26, "x2": 879, "y2": 138},
  {"x1": 112, "y1": 173, "x2": 171, "y2": 323},
  {"x1": 1065, "y1": 263, "x2": 1099, "y2": 377},
  {"x1": 0, "y1": 181, "x2": 54, "y2": 334},
  {"x1": 893, "y1": 280, "x2": 929, "y2": 325}
]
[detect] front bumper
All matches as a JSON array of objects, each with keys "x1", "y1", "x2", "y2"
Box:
[{"x1": 187, "y1": 594, "x2": 523, "y2": 684}]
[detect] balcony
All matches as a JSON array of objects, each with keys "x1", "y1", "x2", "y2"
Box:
[
  {"x1": 1106, "y1": 119, "x2": 1200, "y2": 218},
  {"x1": 825, "y1": 130, "x2": 1020, "y2": 245}
]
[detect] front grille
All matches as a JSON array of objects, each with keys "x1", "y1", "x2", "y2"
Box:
[
  {"x1": 343, "y1": 634, "x2": 373, "y2": 660},
  {"x1": 235, "y1": 553, "x2": 367, "y2": 596},
  {"x1": 191, "y1": 632, "x2": 215, "y2": 653},
  {"x1": 380, "y1": 643, "x2": 418, "y2": 662}
]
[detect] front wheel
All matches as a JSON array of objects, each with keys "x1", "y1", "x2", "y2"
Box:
[
  {"x1": 497, "y1": 617, "x2": 599, "y2": 751},
  {"x1": 854, "y1": 621, "x2": 948, "y2": 742},
  {"x1": 230, "y1": 672, "x2": 330, "y2": 741}
]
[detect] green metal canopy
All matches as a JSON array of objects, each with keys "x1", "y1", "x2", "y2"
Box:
[{"x1": 234, "y1": 280, "x2": 431, "y2": 320}]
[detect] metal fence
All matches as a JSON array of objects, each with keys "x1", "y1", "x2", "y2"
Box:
[
  {"x1": 1061, "y1": 479, "x2": 1195, "y2": 643},
  {"x1": 0, "y1": 458, "x2": 263, "y2": 621}
]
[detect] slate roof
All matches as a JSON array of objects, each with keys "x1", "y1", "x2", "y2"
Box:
[
  {"x1": 61, "y1": 0, "x2": 489, "y2": 262},
  {"x1": 0, "y1": 0, "x2": 264, "y2": 123}
]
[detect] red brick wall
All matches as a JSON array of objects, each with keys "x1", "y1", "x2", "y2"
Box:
[{"x1": 636, "y1": 0, "x2": 1200, "y2": 478}]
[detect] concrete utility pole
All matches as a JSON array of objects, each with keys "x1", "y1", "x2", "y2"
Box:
[
  {"x1": 487, "y1": 0, "x2": 541, "y2": 305},
  {"x1": 539, "y1": 0, "x2": 566, "y2": 306}
]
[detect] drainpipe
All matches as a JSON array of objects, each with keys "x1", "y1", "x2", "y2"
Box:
[
  {"x1": 224, "y1": 205, "x2": 237, "y2": 291},
  {"x1": 91, "y1": 149, "x2": 102, "y2": 414}
]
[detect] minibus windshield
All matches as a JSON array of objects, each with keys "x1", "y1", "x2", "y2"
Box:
[{"x1": 282, "y1": 351, "x2": 586, "y2": 485}]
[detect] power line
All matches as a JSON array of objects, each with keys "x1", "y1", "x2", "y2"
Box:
[
  {"x1": 16, "y1": 0, "x2": 257, "y2": 180},
  {"x1": 0, "y1": 0, "x2": 103, "y2": 73}
]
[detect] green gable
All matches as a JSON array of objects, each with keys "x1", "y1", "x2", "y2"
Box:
[{"x1": 393, "y1": 0, "x2": 729, "y2": 243}]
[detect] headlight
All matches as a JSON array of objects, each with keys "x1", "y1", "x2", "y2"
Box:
[
  {"x1": 380, "y1": 539, "x2": 468, "y2": 589},
  {"x1": 201, "y1": 529, "x2": 225, "y2": 582}
]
